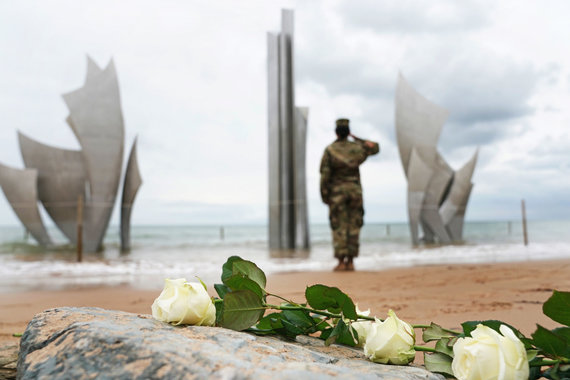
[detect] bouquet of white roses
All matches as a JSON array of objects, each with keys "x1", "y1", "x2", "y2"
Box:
[{"x1": 152, "y1": 256, "x2": 570, "y2": 380}]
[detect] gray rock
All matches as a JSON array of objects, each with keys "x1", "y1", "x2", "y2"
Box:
[
  {"x1": 18, "y1": 307, "x2": 444, "y2": 380},
  {"x1": 0, "y1": 342, "x2": 18, "y2": 380}
]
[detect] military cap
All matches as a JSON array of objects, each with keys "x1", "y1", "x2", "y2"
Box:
[{"x1": 336, "y1": 118, "x2": 350, "y2": 127}]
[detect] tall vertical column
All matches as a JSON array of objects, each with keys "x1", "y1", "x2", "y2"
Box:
[
  {"x1": 267, "y1": 9, "x2": 310, "y2": 250},
  {"x1": 267, "y1": 32, "x2": 281, "y2": 249},
  {"x1": 294, "y1": 107, "x2": 310, "y2": 249},
  {"x1": 278, "y1": 10, "x2": 294, "y2": 249}
]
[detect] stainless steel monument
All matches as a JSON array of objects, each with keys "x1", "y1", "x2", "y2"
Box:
[
  {"x1": 120, "y1": 138, "x2": 142, "y2": 252},
  {"x1": 267, "y1": 9, "x2": 310, "y2": 250},
  {"x1": 395, "y1": 74, "x2": 478, "y2": 245},
  {"x1": 0, "y1": 57, "x2": 142, "y2": 252}
]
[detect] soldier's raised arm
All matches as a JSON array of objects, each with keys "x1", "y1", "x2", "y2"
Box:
[
  {"x1": 350, "y1": 134, "x2": 380, "y2": 156},
  {"x1": 320, "y1": 148, "x2": 332, "y2": 204}
]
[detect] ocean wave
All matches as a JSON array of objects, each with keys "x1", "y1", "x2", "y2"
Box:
[{"x1": 1, "y1": 240, "x2": 569, "y2": 292}]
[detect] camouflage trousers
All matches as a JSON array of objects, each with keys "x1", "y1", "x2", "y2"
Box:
[{"x1": 327, "y1": 182, "x2": 364, "y2": 258}]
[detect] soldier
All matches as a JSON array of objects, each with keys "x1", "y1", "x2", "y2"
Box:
[{"x1": 320, "y1": 118, "x2": 380, "y2": 271}]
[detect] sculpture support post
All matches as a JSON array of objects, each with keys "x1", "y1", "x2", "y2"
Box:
[
  {"x1": 521, "y1": 199, "x2": 528, "y2": 246},
  {"x1": 267, "y1": 31, "x2": 281, "y2": 249},
  {"x1": 267, "y1": 9, "x2": 310, "y2": 250},
  {"x1": 77, "y1": 195, "x2": 83, "y2": 262}
]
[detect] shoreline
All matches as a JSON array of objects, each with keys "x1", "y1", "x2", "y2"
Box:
[{"x1": 1, "y1": 258, "x2": 569, "y2": 347}]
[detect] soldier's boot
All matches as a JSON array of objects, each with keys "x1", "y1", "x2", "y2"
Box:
[
  {"x1": 345, "y1": 256, "x2": 354, "y2": 271},
  {"x1": 333, "y1": 256, "x2": 347, "y2": 271}
]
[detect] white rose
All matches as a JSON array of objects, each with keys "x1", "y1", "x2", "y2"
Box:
[
  {"x1": 352, "y1": 320, "x2": 373, "y2": 347},
  {"x1": 352, "y1": 304, "x2": 372, "y2": 347},
  {"x1": 151, "y1": 278, "x2": 216, "y2": 326},
  {"x1": 363, "y1": 310, "x2": 416, "y2": 365},
  {"x1": 452, "y1": 324, "x2": 529, "y2": 380}
]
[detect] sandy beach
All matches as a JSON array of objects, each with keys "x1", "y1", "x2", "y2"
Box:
[{"x1": 1, "y1": 258, "x2": 569, "y2": 349}]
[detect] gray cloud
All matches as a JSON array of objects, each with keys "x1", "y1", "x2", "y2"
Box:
[
  {"x1": 401, "y1": 45, "x2": 543, "y2": 152},
  {"x1": 336, "y1": 0, "x2": 490, "y2": 34},
  {"x1": 293, "y1": 1, "x2": 542, "y2": 155},
  {"x1": 430, "y1": 59, "x2": 538, "y2": 126},
  {"x1": 297, "y1": 55, "x2": 395, "y2": 99}
]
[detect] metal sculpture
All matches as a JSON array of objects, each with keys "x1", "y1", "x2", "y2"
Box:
[
  {"x1": 267, "y1": 9, "x2": 310, "y2": 250},
  {"x1": 0, "y1": 163, "x2": 53, "y2": 246},
  {"x1": 0, "y1": 57, "x2": 142, "y2": 252},
  {"x1": 395, "y1": 74, "x2": 478, "y2": 245},
  {"x1": 18, "y1": 131, "x2": 86, "y2": 244},
  {"x1": 120, "y1": 138, "x2": 142, "y2": 251}
]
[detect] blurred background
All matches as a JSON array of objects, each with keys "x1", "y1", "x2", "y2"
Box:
[{"x1": 1, "y1": 0, "x2": 569, "y2": 288}]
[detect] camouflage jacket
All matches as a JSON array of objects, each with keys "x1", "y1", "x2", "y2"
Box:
[{"x1": 320, "y1": 138, "x2": 380, "y2": 204}]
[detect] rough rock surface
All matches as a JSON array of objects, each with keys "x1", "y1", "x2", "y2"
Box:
[
  {"x1": 0, "y1": 342, "x2": 18, "y2": 380},
  {"x1": 18, "y1": 307, "x2": 444, "y2": 379}
]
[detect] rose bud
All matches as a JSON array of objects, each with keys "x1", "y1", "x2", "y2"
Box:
[
  {"x1": 151, "y1": 278, "x2": 216, "y2": 326},
  {"x1": 363, "y1": 310, "x2": 416, "y2": 365}
]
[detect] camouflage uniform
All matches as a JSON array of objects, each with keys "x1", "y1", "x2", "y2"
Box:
[{"x1": 320, "y1": 138, "x2": 379, "y2": 258}]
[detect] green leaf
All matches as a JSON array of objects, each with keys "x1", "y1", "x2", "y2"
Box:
[
  {"x1": 434, "y1": 338, "x2": 455, "y2": 358},
  {"x1": 281, "y1": 319, "x2": 305, "y2": 338},
  {"x1": 214, "y1": 283, "x2": 230, "y2": 299},
  {"x1": 324, "y1": 319, "x2": 357, "y2": 347},
  {"x1": 222, "y1": 256, "x2": 243, "y2": 282},
  {"x1": 338, "y1": 325, "x2": 358, "y2": 347},
  {"x1": 232, "y1": 260, "x2": 266, "y2": 289},
  {"x1": 253, "y1": 311, "x2": 318, "y2": 340},
  {"x1": 219, "y1": 289, "x2": 265, "y2": 331},
  {"x1": 214, "y1": 299, "x2": 223, "y2": 325},
  {"x1": 282, "y1": 310, "x2": 315, "y2": 330},
  {"x1": 245, "y1": 327, "x2": 278, "y2": 336},
  {"x1": 531, "y1": 324, "x2": 570, "y2": 359},
  {"x1": 221, "y1": 256, "x2": 267, "y2": 291},
  {"x1": 224, "y1": 274, "x2": 264, "y2": 298},
  {"x1": 423, "y1": 323, "x2": 458, "y2": 342},
  {"x1": 528, "y1": 366, "x2": 543, "y2": 380},
  {"x1": 256, "y1": 313, "x2": 284, "y2": 331},
  {"x1": 325, "y1": 319, "x2": 342, "y2": 346},
  {"x1": 314, "y1": 317, "x2": 331, "y2": 332},
  {"x1": 256, "y1": 313, "x2": 278, "y2": 328},
  {"x1": 320, "y1": 327, "x2": 333, "y2": 341},
  {"x1": 544, "y1": 290, "x2": 570, "y2": 327},
  {"x1": 424, "y1": 352, "x2": 454, "y2": 377},
  {"x1": 305, "y1": 284, "x2": 357, "y2": 319},
  {"x1": 553, "y1": 327, "x2": 570, "y2": 342}
]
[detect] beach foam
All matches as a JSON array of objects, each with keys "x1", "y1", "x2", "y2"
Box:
[{"x1": 0, "y1": 222, "x2": 569, "y2": 291}]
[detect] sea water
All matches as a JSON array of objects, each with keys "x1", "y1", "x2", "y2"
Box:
[{"x1": 0, "y1": 221, "x2": 569, "y2": 292}]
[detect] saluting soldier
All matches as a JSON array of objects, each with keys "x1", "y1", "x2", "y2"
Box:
[{"x1": 320, "y1": 118, "x2": 380, "y2": 271}]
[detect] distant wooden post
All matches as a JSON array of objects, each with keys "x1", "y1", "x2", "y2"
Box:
[
  {"x1": 521, "y1": 199, "x2": 528, "y2": 246},
  {"x1": 77, "y1": 195, "x2": 84, "y2": 262},
  {"x1": 220, "y1": 226, "x2": 225, "y2": 241},
  {"x1": 507, "y1": 221, "x2": 512, "y2": 235},
  {"x1": 386, "y1": 224, "x2": 390, "y2": 236}
]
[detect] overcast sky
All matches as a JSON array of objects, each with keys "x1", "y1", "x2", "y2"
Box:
[{"x1": 0, "y1": 0, "x2": 569, "y2": 226}]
